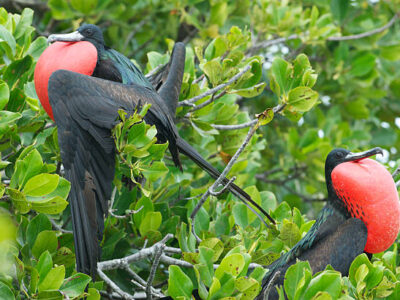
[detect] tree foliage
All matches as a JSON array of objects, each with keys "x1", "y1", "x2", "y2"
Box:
[{"x1": 1, "y1": 0, "x2": 400, "y2": 299}]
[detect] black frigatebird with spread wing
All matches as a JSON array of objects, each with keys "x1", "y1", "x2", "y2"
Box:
[
  {"x1": 34, "y1": 25, "x2": 275, "y2": 279},
  {"x1": 257, "y1": 148, "x2": 400, "y2": 299}
]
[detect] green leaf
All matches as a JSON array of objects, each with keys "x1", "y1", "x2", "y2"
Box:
[
  {"x1": 330, "y1": 0, "x2": 350, "y2": 23},
  {"x1": 139, "y1": 211, "x2": 162, "y2": 236},
  {"x1": 38, "y1": 265, "x2": 65, "y2": 292},
  {"x1": 195, "y1": 246, "x2": 214, "y2": 287},
  {"x1": 23, "y1": 174, "x2": 59, "y2": 197},
  {"x1": 32, "y1": 230, "x2": 58, "y2": 258},
  {"x1": 60, "y1": 273, "x2": 91, "y2": 298},
  {"x1": 27, "y1": 36, "x2": 48, "y2": 60},
  {"x1": 0, "y1": 24, "x2": 16, "y2": 55},
  {"x1": 14, "y1": 8, "x2": 33, "y2": 39},
  {"x1": 202, "y1": 59, "x2": 223, "y2": 86},
  {"x1": 7, "y1": 188, "x2": 30, "y2": 214},
  {"x1": 199, "y1": 238, "x2": 224, "y2": 262},
  {"x1": 215, "y1": 253, "x2": 245, "y2": 279},
  {"x1": 303, "y1": 270, "x2": 341, "y2": 299},
  {"x1": 168, "y1": 265, "x2": 193, "y2": 299},
  {"x1": 288, "y1": 86, "x2": 319, "y2": 113},
  {"x1": 87, "y1": 288, "x2": 101, "y2": 300},
  {"x1": 284, "y1": 260, "x2": 312, "y2": 300},
  {"x1": 381, "y1": 44, "x2": 400, "y2": 61},
  {"x1": 48, "y1": 0, "x2": 74, "y2": 20},
  {"x1": 37, "y1": 291, "x2": 62, "y2": 300},
  {"x1": 350, "y1": 52, "x2": 376, "y2": 77},
  {"x1": 141, "y1": 161, "x2": 169, "y2": 181},
  {"x1": 349, "y1": 254, "x2": 384, "y2": 290},
  {"x1": 0, "y1": 281, "x2": 15, "y2": 300},
  {"x1": 36, "y1": 251, "x2": 53, "y2": 285},
  {"x1": 70, "y1": 0, "x2": 98, "y2": 14},
  {"x1": 0, "y1": 111, "x2": 22, "y2": 126},
  {"x1": 270, "y1": 58, "x2": 292, "y2": 98},
  {"x1": 280, "y1": 219, "x2": 301, "y2": 247},
  {"x1": 26, "y1": 214, "x2": 51, "y2": 248},
  {"x1": 30, "y1": 196, "x2": 68, "y2": 214},
  {"x1": 0, "y1": 81, "x2": 9, "y2": 110},
  {"x1": 230, "y1": 82, "x2": 266, "y2": 98},
  {"x1": 233, "y1": 203, "x2": 250, "y2": 228},
  {"x1": 235, "y1": 277, "x2": 260, "y2": 299},
  {"x1": 3, "y1": 55, "x2": 33, "y2": 88}
]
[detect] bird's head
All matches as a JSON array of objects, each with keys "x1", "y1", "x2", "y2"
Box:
[
  {"x1": 48, "y1": 24, "x2": 104, "y2": 51},
  {"x1": 324, "y1": 147, "x2": 400, "y2": 253},
  {"x1": 325, "y1": 147, "x2": 383, "y2": 181}
]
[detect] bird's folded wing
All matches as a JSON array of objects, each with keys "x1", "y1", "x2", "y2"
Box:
[
  {"x1": 147, "y1": 42, "x2": 186, "y2": 118},
  {"x1": 48, "y1": 70, "x2": 181, "y2": 277}
]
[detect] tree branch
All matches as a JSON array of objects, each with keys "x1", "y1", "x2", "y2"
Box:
[
  {"x1": 179, "y1": 64, "x2": 252, "y2": 107},
  {"x1": 327, "y1": 12, "x2": 399, "y2": 41}
]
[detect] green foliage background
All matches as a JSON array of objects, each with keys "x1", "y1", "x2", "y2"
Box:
[{"x1": 1, "y1": 0, "x2": 400, "y2": 299}]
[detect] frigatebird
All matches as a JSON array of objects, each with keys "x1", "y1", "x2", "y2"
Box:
[
  {"x1": 34, "y1": 25, "x2": 275, "y2": 279},
  {"x1": 256, "y1": 147, "x2": 400, "y2": 299}
]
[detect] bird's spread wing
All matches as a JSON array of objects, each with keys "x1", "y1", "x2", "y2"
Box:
[
  {"x1": 147, "y1": 42, "x2": 186, "y2": 118},
  {"x1": 48, "y1": 70, "x2": 181, "y2": 277}
]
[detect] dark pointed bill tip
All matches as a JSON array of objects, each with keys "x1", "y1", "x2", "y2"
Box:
[
  {"x1": 344, "y1": 147, "x2": 383, "y2": 162},
  {"x1": 47, "y1": 31, "x2": 84, "y2": 44}
]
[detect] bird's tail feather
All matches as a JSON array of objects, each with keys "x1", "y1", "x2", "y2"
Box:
[{"x1": 176, "y1": 138, "x2": 275, "y2": 225}]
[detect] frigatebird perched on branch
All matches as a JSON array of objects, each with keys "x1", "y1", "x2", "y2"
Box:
[
  {"x1": 256, "y1": 147, "x2": 400, "y2": 299},
  {"x1": 34, "y1": 24, "x2": 275, "y2": 279}
]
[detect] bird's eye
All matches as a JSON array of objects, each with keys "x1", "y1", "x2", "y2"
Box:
[
  {"x1": 335, "y1": 152, "x2": 345, "y2": 159},
  {"x1": 85, "y1": 28, "x2": 93, "y2": 36}
]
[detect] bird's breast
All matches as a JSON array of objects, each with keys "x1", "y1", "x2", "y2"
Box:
[
  {"x1": 331, "y1": 158, "x2": 400, "y2": 253},
  {"x1": 34, "y1": 41, "x2": 98, "y2": 120}
]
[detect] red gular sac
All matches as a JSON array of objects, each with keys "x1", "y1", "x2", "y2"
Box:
[
  {"x1": 34, "y1": 41, "x2": 98, "y2": 120},
  {"x1": 332, "y1": 158, "x2": 400, "y2": 253}
]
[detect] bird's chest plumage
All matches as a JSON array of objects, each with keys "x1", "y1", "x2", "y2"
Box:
[
  {"x1": 92, "y1": 58, "x2": 123, "y2": 83},
  {"x1": 331, "y1": 159, "x2": 400, "y2": 253},
  {"x1": 34, "y1": 41, "x2": 98, "y2": 120}
]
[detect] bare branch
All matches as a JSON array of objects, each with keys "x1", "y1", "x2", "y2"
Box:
[
  {"x1": 179, "y1": 64, "x2": 252, "y2": 107},
  {"x1": 392, "y1": 165, "x2": 400, "y2": 178},
  {"x1": 211, "y1": 103, "x2": 285, "y2": 130},
  {"x1": 247, "y1": 34, "x2": 299, "y2": 55},
  {"x1": 209, "y1": 176, "x2": 236, "y2": 196},
  {"x1": 212, "y1": 119, "x2": 258, "y2": 130},
  {"x1": 49, "y1": 218, "x2": 72, "y2": 234},
  {"x1": 108, "y1": 187, "x2": 144, "y2": 219},
  {"x1": 98, "y1": 234, "x2": 174, "y2": 271},
  {"x1": 327, "y1": 13, "x2": 399, "y2": 41},
  {"x1": 146, "y1": 244, "x2": 165, "y2": 300},
  {"x1": 97, "y1": 268, "x2": 135, "y2": 300}
]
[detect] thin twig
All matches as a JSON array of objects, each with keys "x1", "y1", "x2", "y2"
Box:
[
  {"x1": 211, "y1": 103, "x2": 285, "y2": 130},
  {"x1": 146, "y1": 244, "x2": 165, "y2": 300},
  {"x1": 97, "y1": 269, "x2": 135, "y2": 300},
  {"x1": 190, "y1": 122, "x2": 273, "y2": 241},
  {"x1": 327, "y1": 13, "x2": 399, "y2": 41},
  {"x1": 49, "y1": 218, "x2": 72, "y2": 234},
  {"x1": 247, "y1": 34, "x2": 299, "y2": 55},
  {"x1": 98, "y1": 234, "x2": 174, "y2": 271},
  {"x1": 125, "y1": 267, "x2": 164, "y2": 298},
  {"x1": 179, "y1": 64, "x2": 252, "y2": 107},
  {"x1": 209, "y1": 176, "x2": 236, "y2": 196},
  {"x1": 392, "y1": 165, "x2": 400, "y2": 178}
]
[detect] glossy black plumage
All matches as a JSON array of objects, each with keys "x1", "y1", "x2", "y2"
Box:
[
  {"x1": 47, "y1": 24, "x2": 275, "y2": 279},
  {"x1": 256, "y1": 148, "x2": 382, "y2": 299}
]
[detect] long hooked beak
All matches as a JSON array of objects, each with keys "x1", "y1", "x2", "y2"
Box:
[
  {"x1": 344, "y1": 147, "x2": 383, "y2": 162},
  {"x1": 48, "y1": 31, "x2": 84, "y2": 43}
]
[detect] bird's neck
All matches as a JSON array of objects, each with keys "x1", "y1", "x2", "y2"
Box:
[{"x1": 326, "y1": 179, "x2": 352, "y2": 219}]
